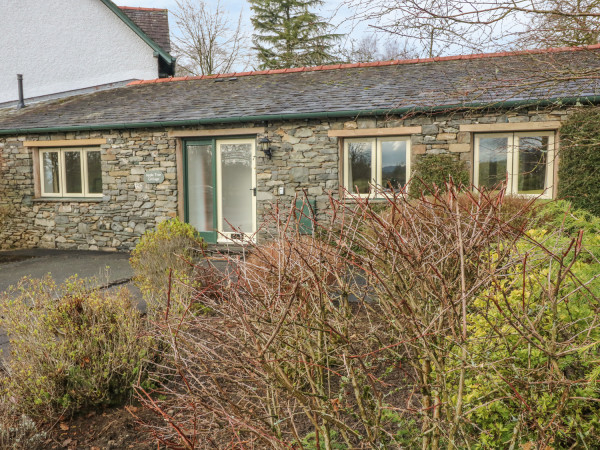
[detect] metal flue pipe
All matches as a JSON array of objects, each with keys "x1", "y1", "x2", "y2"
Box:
[{"x1": 16, "y1": 74, "x2": 25, "y2": 109}]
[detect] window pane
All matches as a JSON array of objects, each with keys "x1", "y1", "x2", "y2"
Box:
[
  {"x1": 347, "y1": 141, "x2": 372, "y2": 194},
  {"x1": 86, "y1": 151, "x2": 102, "y2": 194},
  {"x1": 381, "y1": 140, "x2": 407, "y2": 191},
  {"x1": 478, "y1": 137, "x2": 509, "y2": 189},
  {"x1": 518, "y1": 136, "x2": 548, "y2": 195},
  {"x1": 64, "y1": 151, "x2": 82, "y2": 194},
  {"x1": 42, "y1": 152, "x2": 60, "y2": 194},
  {"x1": 187, "y1": 144, "x2": 214, "y2": 232}
]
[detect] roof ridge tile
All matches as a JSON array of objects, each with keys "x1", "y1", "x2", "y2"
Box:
[
  {"x1": 118, "y1": 6, "x2": 167, "y2": 12},
  {"x1": 125, "y1": 42, "x2": 600, "y2": 87}
]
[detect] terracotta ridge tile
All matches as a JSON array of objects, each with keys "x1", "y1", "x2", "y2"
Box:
[
  {"x1": 126, "y1": 42, "x2": 600, "y2": 87},
  {"x1": 118, "y1": 6, "x2": 167, "y2": 12}
]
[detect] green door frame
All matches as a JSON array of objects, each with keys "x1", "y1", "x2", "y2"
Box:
[
  {"x1": 183, "y1": 139, "x2": 218, "y2": 244},
  {"x1": 183, "y1": 135, "x2": 259, "y2": 244}
]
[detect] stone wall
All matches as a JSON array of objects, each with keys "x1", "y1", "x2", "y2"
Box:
[
  {"x1": 0, "y1": 129, "x2": 179, "y2": 251},
  {"x1": 0, "y1": 105, "x2": 576, "y2": 251}
]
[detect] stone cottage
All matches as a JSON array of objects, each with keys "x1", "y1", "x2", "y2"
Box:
[{"x1": 0, "y1": 45, "x2": 599, "y2": 250}]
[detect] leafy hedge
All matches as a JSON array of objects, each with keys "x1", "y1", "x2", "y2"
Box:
[
  {"x1": 558, "y1": 108, "x2": 600, "y2": 215},
  {"x1": 409, "y1": 153, "x2": 470, "y2": 197}
]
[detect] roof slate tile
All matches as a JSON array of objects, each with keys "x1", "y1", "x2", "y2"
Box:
[
  {"x1": 0, "y1": 46, "x2": 599, "y2": 133},
  {"x1": 119, "y1": 6, "x2": 171, "y2": 53}
]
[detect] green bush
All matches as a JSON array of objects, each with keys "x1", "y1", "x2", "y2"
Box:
[
  {"x1": 461, "y1": 224, "x2": 600, "y2": 448},
  {"x1": 130, "y1": 218, "x2": 204, "y2": 315},
  {"x1": 408, "y1": 153, "x2": 470, "y2": 197},
  {"x1": 558, "y1": 108, "x2": 600, "y2": 216},
  {"x1": 0, "y1": 276, "x2": 151, "y2": 419},
  {"x1": 541, "y1": 199, "x2": 600, "y2": 236}
]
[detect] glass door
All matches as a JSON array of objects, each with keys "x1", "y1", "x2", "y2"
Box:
[
  {"x1": 216, "y1": 139, "x2": 256, "y2": 242},
  {"x1": 184, "y1": 140, "x2": 217, "y2": 243},
  {"x1": 184, "y1": 139, "x2": 256, "y2": 244}
]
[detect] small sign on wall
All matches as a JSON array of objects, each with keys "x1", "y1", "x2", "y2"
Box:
[{"x1": 144, "y1": 171, "x2": 165, "y2": 184}]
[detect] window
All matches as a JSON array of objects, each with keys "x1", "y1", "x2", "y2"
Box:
[
  {"x1": 343, "y1": 137, "x2": 410, "y2": 196},
  {"x1": 474, "y1": 132, "x2": 555, "y2": 198},
  {"x1": 39, "y1": 148, "x2": 103, "y2": 197}
]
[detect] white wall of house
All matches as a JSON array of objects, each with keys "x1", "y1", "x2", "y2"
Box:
[{"x1": 0, "y1": 0, "x2": 159, "y2": 104}]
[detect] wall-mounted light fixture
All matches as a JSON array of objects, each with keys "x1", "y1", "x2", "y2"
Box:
[{"x1": 259, "y1": 136, "x2": 272, "y2": 159}]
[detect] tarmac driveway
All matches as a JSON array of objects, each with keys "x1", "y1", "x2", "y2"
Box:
[{"x1": 0, "y1": 249, "x2": 134, "y2": 293}]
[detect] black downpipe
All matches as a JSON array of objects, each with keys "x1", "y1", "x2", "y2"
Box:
[{"x1": 16, "y1": 74, "x2": 25, "y2": 109}]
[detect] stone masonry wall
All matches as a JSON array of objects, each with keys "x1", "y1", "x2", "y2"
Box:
[
  {"x1": 0, "y1": 129, "x2": 178, "y2": 251},
  {"x1": 0, "y1": 105, "x2": 577, "y2": 250}
]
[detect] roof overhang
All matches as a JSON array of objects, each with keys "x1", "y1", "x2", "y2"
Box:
[
  {"x1": 0, "y1": 96, "x2": 597, "y2": 136},
  {"x1": 99, "y1": 0, "x2": 175, "y2": 75}
]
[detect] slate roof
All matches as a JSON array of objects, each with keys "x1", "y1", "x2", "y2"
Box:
[
  {"x1": 119, "y1": 7, "x2": 171, "y2": 53},
  {"x1": 1, "y1": 45, "x2": 599, "y2": 134}
]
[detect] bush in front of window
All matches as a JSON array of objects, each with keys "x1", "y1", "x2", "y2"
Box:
[
  {"x1": 558, "y1": 108, "x2": 600, "y2": 216},
  {"x1": 134, "y1": 187, "x2": 600, "y2": 448},
  {"x1": 408, "y1": 153, "x2": 470, "y2": 197}
]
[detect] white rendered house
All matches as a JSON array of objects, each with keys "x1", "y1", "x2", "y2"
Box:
[{"x1": 0, "y1": 0, "x2": 174, "y2": 106}]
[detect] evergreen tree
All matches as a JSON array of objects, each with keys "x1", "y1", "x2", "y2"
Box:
[{"x1": 249, "y1": 0, "x2": 342, "y2": 69}]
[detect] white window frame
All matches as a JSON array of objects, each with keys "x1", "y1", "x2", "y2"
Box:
[
  {"x1": 474, "y1": 131, "x2": 555, "y2": 199},
  {"x1": 39, "y1": 147, "x2": 103, "y2": 198},
  {"x1": 343, "y1": 136, "x2": 411, "y2": 197}
]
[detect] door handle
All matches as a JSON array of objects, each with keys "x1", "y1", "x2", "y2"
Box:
[{"x1": 250, "y1": 187, "x2": 256, "y2": 196}]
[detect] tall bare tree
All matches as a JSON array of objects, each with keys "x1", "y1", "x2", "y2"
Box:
[
  {"x1": 341, "y1": 0, "x2": 600, "y2": 56},
  {"x1": 172, "y1": 0, "x2": 249, "y2": 76},
  {"x1": 516, "y1": 0, "x2": 600, "y2": 48}
]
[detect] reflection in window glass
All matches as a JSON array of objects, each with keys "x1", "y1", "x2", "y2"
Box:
[
  {"x1": 518, "y1": 136, "x2": 548, "y2": 195},
  {"x1": 40, "y1": 148, "x2": 103, "y2": 197},
  {"x1": 86, "y1": 151, "x2": 102, "y2": 194},
  {"x1": 478, "y1": 137, "x2": 509, "y2": 189},
  {"x1": 64, "y1": 151, "x2": 82, "y2": 194},
  {"x1": 43, "y1": 152, "x2": 60, "y2": 194},
  {"x1": 381, "y1": 140, "x2": 407, "y2": 191},
  {"x1": 348, "y1": 141, "x2": 372, "y2": 194},
  {"x1": 187, "y1": 144, "x2": 214, "y2": 232}
]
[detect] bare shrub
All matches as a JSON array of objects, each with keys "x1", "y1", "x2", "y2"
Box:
[
  {"x1": 136, "y1": 189, "x2": 600, "y2": 449},
  {"x1": 136, "y1": 208, "x2": 396, "y2": 448}
]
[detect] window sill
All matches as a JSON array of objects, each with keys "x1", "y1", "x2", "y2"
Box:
[{"x1": 33, "y1": 197, "x2": 105, "y2": 203}]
